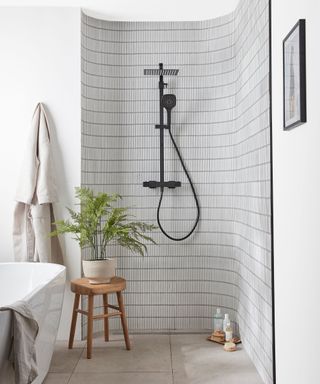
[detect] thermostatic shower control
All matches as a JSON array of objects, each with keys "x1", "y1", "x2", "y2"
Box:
[{"x1": 143, "y1": 181, "x2": 181, "y2": 189}]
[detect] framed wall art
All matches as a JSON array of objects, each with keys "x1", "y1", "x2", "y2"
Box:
[{"x1": 283, "y1": 19, "x2": 306, "y2": 130}]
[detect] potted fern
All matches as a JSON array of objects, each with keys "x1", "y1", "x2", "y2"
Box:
[{"x1": 51, "y1": 187, "x2": 156, "y2": 284}]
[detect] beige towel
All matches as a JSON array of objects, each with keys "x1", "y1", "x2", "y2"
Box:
[
  {"x1": 0, "y1": 301, "x2": 39, "y2": 384},
  {"x1": 13, "y1": 103, "x2": 63, "y2": 264}
]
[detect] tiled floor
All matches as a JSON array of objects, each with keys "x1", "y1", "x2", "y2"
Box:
[{"x1": 46, "y1": 334, "x2": 264, "y2": 384}]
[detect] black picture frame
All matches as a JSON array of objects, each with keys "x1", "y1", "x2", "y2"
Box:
[{"x1": 283, "y1": 19, "x2": 306, "y2": 130}]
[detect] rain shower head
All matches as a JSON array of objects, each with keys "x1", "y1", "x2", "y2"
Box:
[{"x1": 144, "y1": 68, "x2": 179, "y2": 76}]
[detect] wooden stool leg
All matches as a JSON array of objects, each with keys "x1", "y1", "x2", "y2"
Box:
[
  {"x1": 68, "y1": 293, "x2": 80, "y2": 349},
  {"x1": 103, "y1": 294, "x2": 109, "y2": 341},
  {"x1": 116, "y1": 291, "x2": 131, "y2": 350},
  {"x1": 87, "y1": 294, "x2": 94, "y2": 359}
]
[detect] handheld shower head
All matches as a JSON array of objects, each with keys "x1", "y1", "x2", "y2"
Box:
[
  {"x1": 161, "y1": 94, "x2": 176, "y2": 128},
  {"x1": 161, "y1": 94, "x2": 176, "y2": 111}
]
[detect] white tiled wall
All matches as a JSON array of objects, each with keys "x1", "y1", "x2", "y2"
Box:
[
  {"x1": 81, "y1": 0, "x2": 272, "y2": 382},
  {"x1": 234, "y1": 1, "x2": 272, "y2": 383}
]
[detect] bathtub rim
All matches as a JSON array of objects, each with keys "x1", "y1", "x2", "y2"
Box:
[{"x1": 0, "y1": 262, "x2": 66, "y2": 306}]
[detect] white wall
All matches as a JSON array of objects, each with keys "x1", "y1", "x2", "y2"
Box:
[
  {"x1": 0, "y1": 0, "x2": 239, "y2": 21},
  {"x1": 272, "y1": 1, "x2": 320, "y2": 383},
  {"x1": 0, "y1": 7, "x2": 81, "y2": 339}
]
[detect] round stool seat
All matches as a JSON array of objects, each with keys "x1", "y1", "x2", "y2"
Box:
[{"x1": 70, "y1": 277, "x2": 126, "y2": 295}]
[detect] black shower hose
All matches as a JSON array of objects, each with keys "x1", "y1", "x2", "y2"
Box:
[{"x1": 156, "y1": 128, "x2": 200, "y2": 241}]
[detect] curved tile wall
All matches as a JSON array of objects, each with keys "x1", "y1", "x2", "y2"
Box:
[{"x1": 81, "y1": 0, "x2": 272, "y2": 382}]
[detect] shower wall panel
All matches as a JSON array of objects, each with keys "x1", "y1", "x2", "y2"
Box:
[
  {"x1": 233, "y1": 1, "x2": 272, "y2": 383},
  {"x1": 81, "y1": 0, "x2": 272, "y2": 382},
  {"x1": 81, "y1": 11, "x2": 238, "y2": 331}
]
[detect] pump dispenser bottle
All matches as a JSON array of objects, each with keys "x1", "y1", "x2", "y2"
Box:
[
  {"x1": 213, "y1": 308, "x2": 223, "y2": 332},
  {"x1": 223, "y1": 313, "x2": 230, "y2": 333},
  {"x1": 225, "y1": 322, "x2": 233, "y2": 342}
]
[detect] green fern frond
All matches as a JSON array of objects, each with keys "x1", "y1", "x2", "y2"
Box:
[{"x1": 50, "y1": 187, "x2": 156, "y2": 258}]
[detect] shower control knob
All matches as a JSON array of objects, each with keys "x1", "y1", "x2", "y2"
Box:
[
  {"x1": 143, "y1": 181, "x2": 158, "y2": 188},
  {"x1": 167, "y1": 181, "x2": 181, "y2": 189}
]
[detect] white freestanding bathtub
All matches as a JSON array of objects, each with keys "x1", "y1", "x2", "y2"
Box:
[{"x1": 0, "y1": 262, "x2": 66, "y2": 384}]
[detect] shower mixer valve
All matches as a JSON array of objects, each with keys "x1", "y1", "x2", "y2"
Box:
[{"x1": 143, "y1": 180, "x2": 181, "y2": 189}]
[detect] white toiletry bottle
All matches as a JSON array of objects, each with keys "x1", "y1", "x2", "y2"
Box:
[
  {"x1": 213, "y1": 308, "x2": 223, "y2": 332},
  {"x1": 223, "y1": 313, "x2": 230, "y2": 333},
  {"x1": 225, "y1": 321, "x2": 233, "y2": 342}
]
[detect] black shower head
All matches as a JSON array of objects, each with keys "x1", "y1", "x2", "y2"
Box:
[{"x1": 161, "y1": 94, "x2": 176, "y2": 111}]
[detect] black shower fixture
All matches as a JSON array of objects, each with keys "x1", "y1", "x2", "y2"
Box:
[{"x1": 143, "y1": 63, "x2": 200, "y2": 241}]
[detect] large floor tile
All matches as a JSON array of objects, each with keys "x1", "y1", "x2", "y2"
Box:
[
  {"x1": 69, "y1": 372, "x2": 173, "y2": 384},
  {"x1": 55, "y1": 334, "x2": 130, "y2": 349},
  {"x1": 75, "y1": 334, "x2": 171, "y2": 373},
  {"x1": 43, "y1": 373, "x2": 71, "y2": 384},
  {"x1": 49, "y1": 344, "x2": 83, "y2": 373},
  {"x1": 171, "y1": 334, "x2": 222, "y2": 371},
  {"x1": 171, "y1": 334, "x2": 263, "y2": 384},
  {"x1": 55, "y1": 339, "x2": 85, "y2": 349},
  {"x1": 173, "y1": 369, "x2": 264, "y2": 384},
  {"x1": 87, "y1": 333, "x2": 130, "y2": 348}
]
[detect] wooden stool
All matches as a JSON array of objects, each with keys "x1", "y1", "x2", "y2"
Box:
[{"x1": 68, "y1": 276, "x2": 131, "y2": 359}]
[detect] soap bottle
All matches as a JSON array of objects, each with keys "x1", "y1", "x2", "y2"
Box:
[
  {"x1": 213, "y1": 308, "x2": 223, "y2": 332},
  {"x1": 223, "y1": 313, "x2": 230, "y2": 333},
  {"x1": 225, "y1": 321, "x2": 233, "y2": 342}
]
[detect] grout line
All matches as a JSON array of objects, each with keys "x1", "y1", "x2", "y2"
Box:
[
  {"x1": 169, "y1": 334, "x2": 174, "y2": 384},
  {"x1": 69, "y1": 370, "x2": 173, "y2": 373},
  {"x1": 66, "y1": 372, "x2": 73, "y2": 384},
  {"x1": 66, "y1": 346, "x2": 85, "y2": 384}
]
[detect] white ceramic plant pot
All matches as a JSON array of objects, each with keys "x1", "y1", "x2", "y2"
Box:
[{"x1": 82, "y1": 258, "x2": 116, "y2": 284}]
